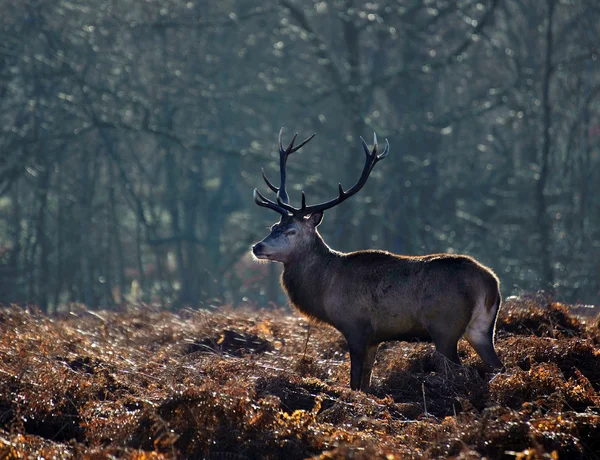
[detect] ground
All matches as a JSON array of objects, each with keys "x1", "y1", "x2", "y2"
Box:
[{"x1": 0, "y1": 296, "x2": 599, "y2": 459}]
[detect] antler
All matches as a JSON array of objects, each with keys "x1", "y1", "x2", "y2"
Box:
[
  {"x1": 253, "y1": 188, "x2": 290, "y2": 216},
  {"x1": 260, "y1": 128, "x2": 316, "y2": 202},
  {"x1": 254, "y1": 128, "x2": 315, "y2": 216},
  {"x1": 289, "y1": 132, "x2": 389, "y2": 216},
  {"x1": 254, "y1": 130, "x2": 389, "y2": 217}
]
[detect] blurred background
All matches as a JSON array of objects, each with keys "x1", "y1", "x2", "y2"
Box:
[{"x1": 0, "y1": 0, "x2": 598, "y2": 311}]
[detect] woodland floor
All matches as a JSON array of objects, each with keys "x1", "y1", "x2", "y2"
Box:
[{"x1": 0, "y1": 296, "x2": 599, "y2": 459}]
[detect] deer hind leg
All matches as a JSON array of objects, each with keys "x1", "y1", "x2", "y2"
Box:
[{"x1": 464, "y1": 297, "x2": 504, "y2": 371}]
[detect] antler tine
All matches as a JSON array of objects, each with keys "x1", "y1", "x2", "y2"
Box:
[
  {"x1": 277, "y1": 128, "x2": 316, "y2": 205},
  {"x1": 290, "y1": 133, "x2": 316, "y2": 153},
  {"x1": 360, "y1": 133, "x2": 389, "y2": 160},
  {"x1": 253, "y1": 188, "x2": 289, "y2": 216},
  {"x1": 280, "y1": 131, "x2": 316, "y2": 156},
  {"x1": 296, "y1": 133, "x2": 389, "y2": 216},
  {"x1": 278, "y1": 127, "x2": 285, "y2": 155},
  {"x1": 276, "y1": 128, "x2": 293, "y2": 204},
  {"x1": 285, "y1": 133, "x2": 299, "y2": 155},
  {"x1": 378, "y1": 138, "x2": 390, "y2": 160},
  {"x1": 254, "y1": 129, "x2": 316, "y2": 216},
  {"x1": 277, "y1": 128, "x2": 297, "y2": 205},
  {"x1": 276, "y1": 192, "x2": 300, "y2": 213},
  {"x1": 360, "y1": 136, "x2": 371, "y2": 158},
  {"x1": 254, "y1": 129, "x2": 384, "y2": 218},
  {"x1": 261, "y1": 168, "x2": 279, "y2": 193}
]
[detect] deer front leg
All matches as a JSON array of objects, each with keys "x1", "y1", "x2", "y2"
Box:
[
  {"x1": 427, "y1": 322, "x2": 462, "y2": 365},
  {"x1": 348, "y1": 342, "x2": 367, "y2": 391},
  {"x1": 345, "y1": 325, "x2": 374, "y2": 391}
]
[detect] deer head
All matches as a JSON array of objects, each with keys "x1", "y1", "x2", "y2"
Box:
[{"x1": 252, "y1": 128, "x2": 388, "y2": 263}]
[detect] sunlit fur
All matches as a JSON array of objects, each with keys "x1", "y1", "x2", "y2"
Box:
[
  {"x1": 252, "y1": 212, "x2": 504, "y2": 391},
  {"x1": 252, "y1": 131, "x2": 502, "y2": 391},
  {"x1": 251, "y1": 253, "x2": 270, "y2": 264}
]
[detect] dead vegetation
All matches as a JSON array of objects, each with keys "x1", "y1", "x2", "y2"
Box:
[{"x1": 0, "y1": 297, "x2": 599, "y2": 459}]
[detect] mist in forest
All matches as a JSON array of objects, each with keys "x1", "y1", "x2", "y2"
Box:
[{"x1": 0, "y1": 0, "x2": 598, "y2": 311}]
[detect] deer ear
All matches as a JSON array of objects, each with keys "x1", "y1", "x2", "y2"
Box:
[{"x1": 308, "y1": 211, "x2": 323, "y2": 227}]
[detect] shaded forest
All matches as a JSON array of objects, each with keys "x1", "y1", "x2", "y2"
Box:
[{"x1": 0, "y1": 0, "x2": 599, "y2": 311}]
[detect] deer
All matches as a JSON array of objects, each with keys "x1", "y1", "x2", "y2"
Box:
[{"x1": 252, "y1": 129, "x2": 504, "y2": 391}]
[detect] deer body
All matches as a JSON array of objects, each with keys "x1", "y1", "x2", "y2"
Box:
[{"x1": 252, "y1": 130, "x2": 503, "y2": 390}]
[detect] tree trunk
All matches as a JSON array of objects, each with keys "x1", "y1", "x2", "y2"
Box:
[
  {"x1": 536, "y1": 0, "x2": 555, "y2": 291},
  {"x1": 181, "y1": 166, "x2": 202, "y2": 305},
  {"x1": 54, "y1": 175, "x2": 64, "y2": 310},
  {"x1": 164, "y1": 148, "x2": 190, "y2": 306},
  {"x1": 35, "y1": 162, "x2": 50, "y2": 312},
  {"x1": 79, "y1": 149, "x2": 98, "y2": 308},
  {"x1": 8, "y1": 183, "x2": 22, "y2": 304},
  {"x1": 108, "y1": 161, "x2": 126, "y2": 303},
  {"x1": 135, "y1": 218, "x2": 146, "y2": 302},
  {"x1": 337, "y1": 0, "x2": 367, "y2": 251}
]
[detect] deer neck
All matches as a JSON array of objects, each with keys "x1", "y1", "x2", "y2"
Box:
[
  {"x1": 284, "y1": 231, "x2": 334, "y2": 268},
  {"x1": 281, "y1": 233, "x2": 337, "y2": 323}
]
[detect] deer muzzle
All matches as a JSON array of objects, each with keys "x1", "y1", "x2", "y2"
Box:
[{"x1": 252, "y1": 242, "x2": 271, "y2": 260}]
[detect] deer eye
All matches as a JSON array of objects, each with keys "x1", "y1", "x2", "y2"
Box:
[{"x1": 284, "y1": 229, "x2": 297, "y2": 237}]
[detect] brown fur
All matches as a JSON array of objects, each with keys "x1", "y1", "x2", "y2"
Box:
[{"x1": 253, "y1": 214, "x2": 504, "y2": 391}]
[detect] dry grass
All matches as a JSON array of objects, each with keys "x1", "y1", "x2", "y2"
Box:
[{"x1": 0, "y1": 297, "x2": 599, "y2": 459}]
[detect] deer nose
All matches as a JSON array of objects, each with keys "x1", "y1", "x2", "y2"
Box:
[{"x1": 252, "y1": 243, "x2": 264, "y2": 255}]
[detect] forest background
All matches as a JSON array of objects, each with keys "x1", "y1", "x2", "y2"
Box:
[{"x1": 0, "y1": 0, "x2": 598, "y2": 311}]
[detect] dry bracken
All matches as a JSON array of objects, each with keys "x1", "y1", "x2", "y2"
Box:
[{"x1": 0, "y1": 297, "x2": 598, "y2": 459}]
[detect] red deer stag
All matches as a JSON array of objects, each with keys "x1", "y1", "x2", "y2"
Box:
[{"x1": 252, "y1": 129, "x2": 503, "y2": 391}]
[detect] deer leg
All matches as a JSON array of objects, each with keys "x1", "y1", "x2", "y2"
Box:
[
  {"x1": 343, "y1": 321, "x2": 375, "y2": 391},
  {"x1": 345, "y1": 326, "x2": 375, "y2": 391},
  {"x1": 360, "y1": 344, "x2": 379, "y2": 390},
  {"x1": 464, "y1": 318, "x2": 504, "y2": 371},
  {"x1": 427, "y1": 324, "x2": 461, "y2": 366},
  {"x1": 464, "y1": 333, "x2": 503, "y2": 371},
  {"x1": 348, "y1": 342, "x2": 367, "y2": 391},
  {"x1": 464, "y1": 298, "x2": 504, "y2": 371}
]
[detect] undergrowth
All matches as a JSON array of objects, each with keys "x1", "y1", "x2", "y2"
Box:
[{"x1": 0, "y1": 297, "x2": 598, "y2": 459}]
